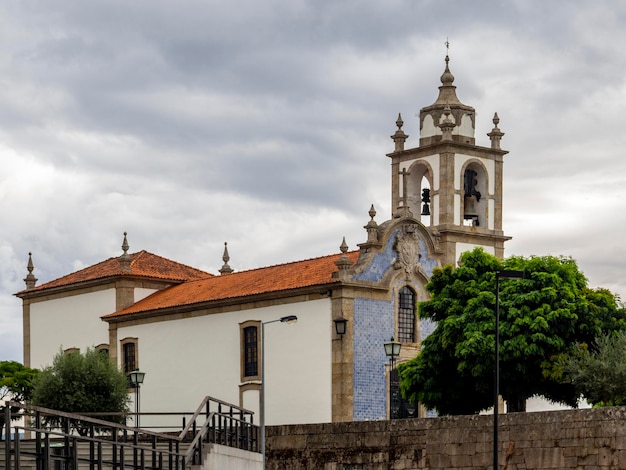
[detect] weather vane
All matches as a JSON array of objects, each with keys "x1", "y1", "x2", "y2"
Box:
[{"x1": 445, "y1": 38, "x2": 450, "y2": 54}]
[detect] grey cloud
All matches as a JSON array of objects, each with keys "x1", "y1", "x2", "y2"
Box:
[{"x1": 2, "y1": 0, "x2": 626, "y2": 365}]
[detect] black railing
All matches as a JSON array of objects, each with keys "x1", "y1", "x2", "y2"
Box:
[{"x1": 3, "y1": 396, "x2": 259, "y2": 469}]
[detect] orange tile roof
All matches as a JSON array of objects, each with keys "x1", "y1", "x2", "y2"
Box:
[
  {"x1": 19, "y1": 251, "x2": 210, "y2": 294},
  {"x1": 104, "y1": 251, "x2": 359, "y2": 319}
]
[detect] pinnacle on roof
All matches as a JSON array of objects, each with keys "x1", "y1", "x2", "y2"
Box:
[
  {"x1": 24, "y1": 252, "x2": 37, "y2": 289},
  {"x1": 487, "y1": 112, "x2": 505, "y2": 150},
  {"x1": 434, "y1": 55, "x2": 462, "y2": 106},
  {"x1": 364, "y1": 204, "x2": 379, "y2": 244},
  {"x1": 119, "y1": 232, "x2": 132, "y2": 272},
  {"x1": 440, "y1": 103, "x2": 455, "y2": 140},
  {"x1": 419, "y1": 54, "x2": 476, "y2": 146},
  {"x1": 390, "y1": 113, "x2": 408, "y2": 152},
  {"x1": 334, "y1": 237, "x2": 353, "y2": 275},
  {"x1": 219, "y1": 242, "x2": 234, "y2": 275}
]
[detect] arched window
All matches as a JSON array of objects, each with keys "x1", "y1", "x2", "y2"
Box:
[{"x1": 398, "y1": 286, "x2": 416, "y2": 343}]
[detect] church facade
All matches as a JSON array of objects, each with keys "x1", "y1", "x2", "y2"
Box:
[{"x1": 16, "y1": 56, "x2": 511, "y2": 426}]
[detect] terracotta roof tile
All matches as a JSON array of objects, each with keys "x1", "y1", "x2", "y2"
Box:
[
  {"x1": 104, "y1": 251, "x2": 359, "y2": 319},
  {"x1": 20, "y1": 251, "x2": 210, "y2": 294}
]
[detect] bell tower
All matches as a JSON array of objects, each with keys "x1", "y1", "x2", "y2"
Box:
[{"x1": 387, "y1": 55, "x2": 511, "y2": 265}]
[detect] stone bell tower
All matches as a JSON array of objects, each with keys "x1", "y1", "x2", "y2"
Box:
[{"x1": 388, "y1": 55, "x2": 511, "y2": 265}]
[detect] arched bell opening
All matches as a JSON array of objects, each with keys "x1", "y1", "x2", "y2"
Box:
[
  {"x1": 462, "y1": 161, "x2": 488, "y2": 227},
  {"x1": 406, "y1": 163, "x2": 433, "y2": 225}
]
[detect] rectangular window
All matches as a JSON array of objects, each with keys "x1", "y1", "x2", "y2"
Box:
[
  {"x1": 123, "y1": 341, "x2": 136, "y2": 374},
  {"x1": 244, "y1": 326, "x2": 258, "y2": 377},
  {"x1": 240, "y1": 321, "x2": 261, "y2": 382}
]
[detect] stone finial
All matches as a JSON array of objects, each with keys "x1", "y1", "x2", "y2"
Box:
[
  {"x1": 335, "y1": 237, "x2": 353, "y2": 276},
  {"x1": 219, "y1": 242, "x2": 234, "y2": 275},
  {"x1": 364, "y1": 204, "x2": 379, "y2": 243},
  {"x1": 340, "y1": 237, "x2": 348, "y2": 254},
  {"x1": 24, "y1": 252, "x2": 38, "y2": 289},
  {"x1": 487, "y1": 112, "x2": 505, "y2": 150},
  {"x1": 390, "y1": 113, "x2": 409, "y2": 152},
  {"x1": 119, "y1": 232, "x2": 132, "y2": 272},
  {"x1": 432, "y1": 54, "x2": 462, "y2": 106},
  {"x1": 439, "y1": 103, "x2": 455, "y2": 141}
]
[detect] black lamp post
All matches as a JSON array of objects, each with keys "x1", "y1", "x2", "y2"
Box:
[
  {"x1": 261, "y1": 315, "x2": 297, "y2": 469},
  {"x1": 494, "y1": 270, "x2": 523, "y2": 470},
  {"x1": 384, "y1": 337, "x2": 401, "y2": 419},
  {"x1": 128, "y1": 369, "x2": 146, "y2": 428}
]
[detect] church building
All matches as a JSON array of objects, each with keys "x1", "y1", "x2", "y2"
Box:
[{"x1": 15, "y1": 55, "x2": 511, "y2": 426}]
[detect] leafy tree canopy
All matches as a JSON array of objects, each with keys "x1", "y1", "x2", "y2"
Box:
[
  {"x1": 31, "y1": 348, "x2": 130, "y2": 430},
  {"x1": 557, "y1": 330, "x2": 626, "y2": 407},
  {"x1": 1, "y1": 360, "x2": 39, "y2": 403},
  {"x1": 398, "y1": 248, "x2": 626, "y2": 415},
  {"x1": 0, "y1": 361, "x2": 39, "y2": 438}
]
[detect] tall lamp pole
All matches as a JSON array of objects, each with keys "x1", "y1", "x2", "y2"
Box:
[
  {"x1": 128, "y1": 369, "x2": 146, "y2": 428},
  {"x1": 261, "y1": 315, "x2": 297, "y2": 469},
  {"x1": 384, "y1": 337, "x2": 401, "y2": 419},
  {"x1": 494, "y1": 270, "x2": 523, "y2": 470}
]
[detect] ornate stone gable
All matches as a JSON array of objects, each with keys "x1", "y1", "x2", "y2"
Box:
[{"x1": 351, "y1": 218, "x2": 441, "y2": 286}]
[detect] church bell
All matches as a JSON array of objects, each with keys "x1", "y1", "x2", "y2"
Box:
[
  {"x1": 421, "y1": 188, "x2": 431, "y2": 216},
  {"x1": 463, "y1": 195, "x2": 479, "y2": 226}
]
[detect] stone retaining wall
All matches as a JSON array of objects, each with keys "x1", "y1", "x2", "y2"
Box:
[{"x1": 267, "y1": 407, "x2": 626, "y2": 469}]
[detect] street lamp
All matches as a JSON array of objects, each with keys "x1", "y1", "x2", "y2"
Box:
[
  {"x1": 384, "y1": 337, "x2": 401, "y2": 419},
  {"x1": 494, "y1": 270, "x2": 523, "y2": 470},
  {"x1": 127, "y1": 369, "x2": 146, "y2": 428},
  {"x1": 261, "y1": 315, "x2": 297, "y2": 469}
]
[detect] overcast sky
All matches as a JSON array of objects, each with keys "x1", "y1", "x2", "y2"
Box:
[{"x1": 1, "y1": 1, "x2": 626, "y2": 362}]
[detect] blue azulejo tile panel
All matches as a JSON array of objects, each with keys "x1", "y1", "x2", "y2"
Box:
[
  {"x1": 353, "y1": 297, "x2": 394, "y2": 421},
  {"x1": 352, "y1": 228, "x2": 439, "y2": 282},
  {"x1": 420, "y1": 318, "x2": 437, "y2": 341},
  {"x1": 353, "y1": 231, "x2": 398, "y2": 282},
  {"x1": 416, "y1": 237, "x2": 438, "y2": 278}
]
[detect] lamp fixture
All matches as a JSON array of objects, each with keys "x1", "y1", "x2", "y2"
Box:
[
  {"x1": 384, "y1": 337, "x2": 401, "y2": 359},
  {"x1": 128, "y1": 369, "x2": 145, "y2": 387},
  {"x1": 127, "y1": 369, "x2": 146, "y2": 428},
  {"x1": 334, "y1": 317, "x2": 347, "y2": 336}
]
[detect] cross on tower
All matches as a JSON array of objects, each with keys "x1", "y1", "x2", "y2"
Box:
[{"x1": 400, "y1": 168, "x2": 410, "y2": 209}]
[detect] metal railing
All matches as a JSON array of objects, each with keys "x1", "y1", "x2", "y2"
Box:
[{"x1": 2, "y1": 396, "x2": 259, "y2": 469}]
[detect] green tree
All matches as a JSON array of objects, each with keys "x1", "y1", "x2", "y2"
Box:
[
  {"x1": 557, "y1": 331, "x2": 626, "y2": 407},
  {"x1": 0, "y1": 361, "x2": 39, "y2": 439},
  {"x1": 398, "y1": 248, "x2": 626, "y2": 415},
  {"x1": 31, "y1": 348, "x2": 129, "y2": 432}
]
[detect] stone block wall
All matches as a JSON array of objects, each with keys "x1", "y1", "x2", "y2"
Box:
[{"x1": 267, "y1": 407, "x2": 626, "y2": 469}]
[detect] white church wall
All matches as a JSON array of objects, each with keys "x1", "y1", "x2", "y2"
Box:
[
  {"x1": 455, "y1": 243, "x2": 495, "y2": 265},
  {"x1": 135, "y1": 287, "x2": 159, "y2": 302},
  {"x1": 29, "y1": 289, "x2": 116, "y2": 368},
  {"x1": 454, "y1": 114, "x2": 475, "y2": 140},
  {"x1": 453, "y1": 194, "x2": 461, "y2": 225},
  {"x1": 116, "y1": 297, "x2": 332, "y2": 427},
  {"x1": 421, "y1": 114, "x2": 436, "y2": 138}
]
